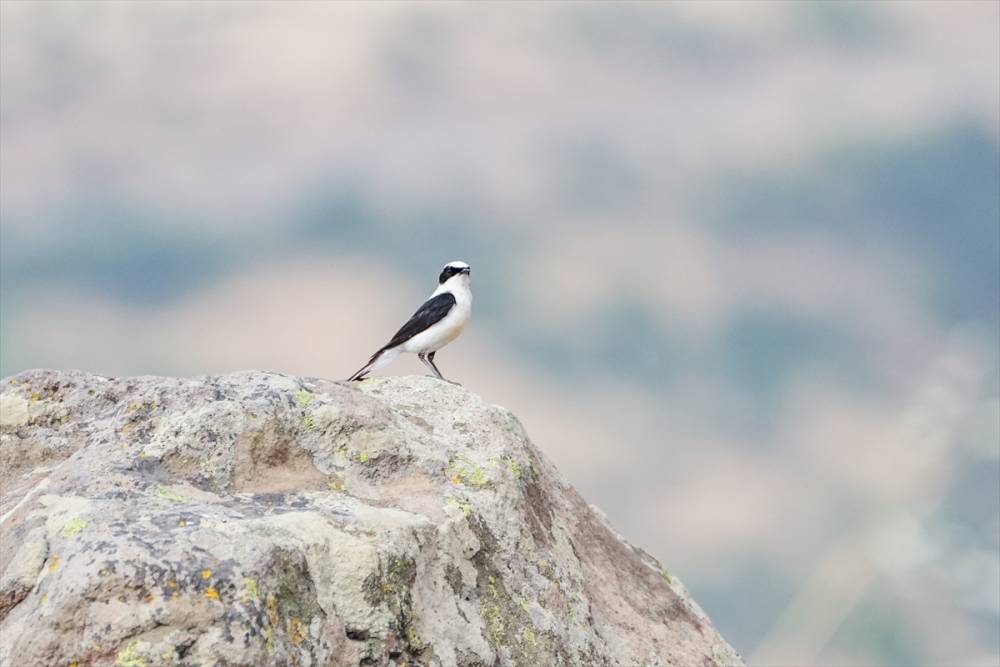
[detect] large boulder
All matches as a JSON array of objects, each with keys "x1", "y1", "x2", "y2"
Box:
[{"x1": 0, "y1": 370, "x2": 742, "y2": 667}]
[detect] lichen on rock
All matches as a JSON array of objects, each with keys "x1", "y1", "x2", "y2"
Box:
[{"x1": 0, "y1": 370, "x2": 743, "y2": 666}]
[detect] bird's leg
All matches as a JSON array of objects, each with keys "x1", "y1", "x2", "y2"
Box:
[
  {"x1": 428, "y1": 352, "x2": 460, "y2": 385},
  {"x1": 426, "y1": 352, "x2": 444, "y2": 379},
  {"x1": 418, "y1": 352, "x2": 445, "y2": 381}
]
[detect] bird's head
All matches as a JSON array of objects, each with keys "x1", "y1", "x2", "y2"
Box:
[{"x1": 438, "y1": 260, "x2": 471, "y2": 285}]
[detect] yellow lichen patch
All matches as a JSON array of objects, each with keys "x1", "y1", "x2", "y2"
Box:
[
  {"x1": 356, "y1": 451, "x2": 369, "y2": 463},
  {"x1": 205, "y1": 586, "x2": 220, "y2": 600},
  {"x1": 264, "y1": 594, "x2": 279, "y2": 650},
  {"x1": 289, "y1": 617, "x2": 305, "y2": 645},
  {"x1": 40, "y1": 592, "x2": 48, "y2": 605},
  {"x1": 68, "y1": 662, "x2": 79, "y2": 667},
  {"x1": 266, "y1": 594, "x2": 279, "y2": 622},
  {"x1": 48, "y1": 554, "x2": 60, "y2": 572},
  {"x1": 301, "y1": 412, "x2": 315, "y2": 429},
  {"x1": 60, "y1": 517, "x2": 88, "y2": 537},
  {"x1": 295, "y1": 388, "x2": 314, "y2": 406},
  {"x1": 126, "y1": 401, "x2": 156, "y2": 413},
  {"x1": 201, "y1": 568, "x2": 212, "y2": 579},
  {"x1": 244, "y1": 578, "x2": 259, "y2": 599},
  {"x1": 177, "y1": 518, "x2": 187, "y2": 527},
  {"x1": 116, "y1": 640, "x2": 146, "y2": 667},
  {"x1": 520, "y1": 627, "x2": 536, "y2": 646},
  {"x1": 506, "y1": 457, "x2": 522, "y2": 481},
  {"x1": 166, "y1": 579, "x2": 178, "y2": 589},
  {"x1": 480, "y1": 576, "x2": 506, "y2": 646},
  {"x1": 327, "y1": 476, "x2": 347, "y2": 492},
  {"x1": 447, "y1": 455, "x2": 491, "y2": 487},
  {"x1": 406, "y1": 625, "x2": 423, "y2": 650},
  {"x1": 155, "y1": 485, "x2": 185, "y2": 502},
  {"x1": 444, "y1": 496, "x2": 473, "y2": 517}
]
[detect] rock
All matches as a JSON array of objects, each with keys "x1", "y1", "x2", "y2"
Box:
[{"x1": 0, "y1": 369, "x2": 742, "y2": 667}]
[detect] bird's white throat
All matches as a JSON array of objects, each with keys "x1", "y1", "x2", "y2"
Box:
[{"x1": 434, "y1": 274, "x2": 472, "y2": 303}]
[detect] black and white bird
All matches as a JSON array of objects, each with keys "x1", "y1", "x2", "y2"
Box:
[{"x1": 347, "y1": 261, "x2": 472, "y2": 382}]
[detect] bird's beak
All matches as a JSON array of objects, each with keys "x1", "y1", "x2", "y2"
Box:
[{"x1": 460, "y1": 267, "x2": 471, "y2": 275}]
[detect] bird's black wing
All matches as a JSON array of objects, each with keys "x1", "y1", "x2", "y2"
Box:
[{"x1": 373, "y1": 292, "x2": 456, "y2": 358}]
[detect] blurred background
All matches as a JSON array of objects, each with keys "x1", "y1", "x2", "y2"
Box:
[{"x1": 1, "y1": 2, "x2": 998, "y2": 665}]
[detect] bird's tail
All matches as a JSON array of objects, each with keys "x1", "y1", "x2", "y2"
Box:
[{"x1": 347, "y1": 347, "x2": 400, "y2": 381}]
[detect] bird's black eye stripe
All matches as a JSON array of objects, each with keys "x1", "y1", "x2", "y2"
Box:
[{"x1": 438, "y1": 264, "x2": 469, "y2": 284}]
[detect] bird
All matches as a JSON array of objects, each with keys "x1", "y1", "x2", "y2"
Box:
[{"x1": 347, "y1": 260, "x2": 472, "y2": 383}]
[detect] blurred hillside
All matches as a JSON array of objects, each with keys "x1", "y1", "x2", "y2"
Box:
[{"x1": 1, "y1": 2, "x2": 998, "y2": 665}]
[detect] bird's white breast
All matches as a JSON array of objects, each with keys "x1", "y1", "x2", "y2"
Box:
[{"x1": 402, "y1": 277, "x2": 472, "y2": 354}]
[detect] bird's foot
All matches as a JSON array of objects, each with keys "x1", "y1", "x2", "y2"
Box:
[{"x1": 426, "y1": 373, "x2": 461, "y2": 386}]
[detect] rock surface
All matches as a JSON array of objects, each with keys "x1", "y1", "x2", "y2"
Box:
[{"x1": 0, "y1": 369, "x2": 742, "y2": 667}]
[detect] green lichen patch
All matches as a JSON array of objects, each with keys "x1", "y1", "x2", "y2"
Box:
[
  {"x1": 118, "y1": 400, "x2": 160, "y2": 436},
  {"x1": 468, "y1": 518, "x2": 568, "y2": 665},
  {"x1": 245, "y1": 549, "x2": 325, "y2": 658},
  {"x1": 406, "y1": 625, "x2": 424, "y2": 651},
  {"x1": 447, "y1": 455, "x2": 491, "y2": 487},
  {"x1": 244, "y1": 578, "x2": 259, "y2": 599},
  {"x1": 480, "y1": 575, "x2": 507, "y2": 646},
  {"x1": 444, "y1": 496, "x2": 473, "y2": 517},
  {"x1": 363, "y1": 554, "x2": 425, "y2": 656},
  {"x1": 363, "y1": 555, "x2": 416, "y2": 608},
  {"x1": 296, "y1": 388, "x2": 317, "y2": 429},
  {"x1": 155, "y1": 485, "x2": 186, "y2": 502},
  {"x1": 116, "y1": 640, "x2": 147, "y2": 667},
  {"x1": 536, "y1": 558, "x2": 556, "y2": 580},
  {"x1": 294, "y1": 388, "x2": 314, "y2": 407},
  {"x1": 60, "y1": 517, "x2": 88, "y2": 537},
  {"x1": 269, "y1": 551, "x2": 323, "y2": 621}
]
